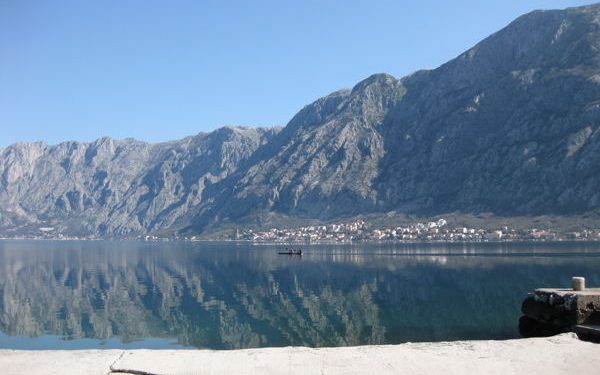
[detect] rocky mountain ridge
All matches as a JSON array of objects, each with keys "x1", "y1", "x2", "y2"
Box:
[
  {"x1": 0, "y1": 127, "x2": 279, "y2": 236},
  {"x1": 1, "y1": 3, "x2": 600, "y2": 237}
]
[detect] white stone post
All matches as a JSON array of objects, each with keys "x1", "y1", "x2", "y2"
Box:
[{"x1": 572, "y1": 277, "x2": 586, "y2": 291}]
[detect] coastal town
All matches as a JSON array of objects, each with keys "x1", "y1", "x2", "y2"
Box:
[
  {"x1": 2, "y1": 218, "x2": 599, "y2": 243},
  {"x1": 220, "y1": 219, "x2": 600, "y2": 243}
]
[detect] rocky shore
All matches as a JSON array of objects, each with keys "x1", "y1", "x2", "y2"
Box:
[{"x1": 1, "y1": 333, "x2": 598, "y2": 375}]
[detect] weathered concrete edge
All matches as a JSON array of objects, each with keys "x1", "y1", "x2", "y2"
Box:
[{"x1": 1, "y1": 334, "x2": 599, "y2": 375}]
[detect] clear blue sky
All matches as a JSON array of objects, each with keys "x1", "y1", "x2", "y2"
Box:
[{"x1": 0, "y1": 0, "x2": 594, "y2": 146}]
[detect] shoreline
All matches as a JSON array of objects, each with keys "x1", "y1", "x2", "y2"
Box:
[
  {"x1": 2, "y1": 237, "x2": 600, "y2": 245},
  {"x1": 1, "y1": 333, "x2": 597, "y2": 375}
]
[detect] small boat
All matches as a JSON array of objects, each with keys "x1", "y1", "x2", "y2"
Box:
[{"x1": 278, "y1": 248, "x2": 302, "y2": 256}]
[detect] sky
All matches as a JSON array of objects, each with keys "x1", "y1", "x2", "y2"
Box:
[{"x1": 0, "y1": 0, "x2": 595, "y2": 147}]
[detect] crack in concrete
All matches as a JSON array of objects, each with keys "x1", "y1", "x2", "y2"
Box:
[
  {"x1": 106, "y1": 351, "x2": 125, "y2": 375},
  {"x1": 107, "y1": 352, "x2": 163, "y2": 375},
  {"x1": 109, "y1": 369, "x2": 162, "y2": 375}
]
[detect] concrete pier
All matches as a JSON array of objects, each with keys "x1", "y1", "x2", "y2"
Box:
[
  {"x1": 519, "y1": 277, "x2": 600, "y2": 341},
  {"x1": 1, "y1": 334, "x2": 599, "y2": 375}
]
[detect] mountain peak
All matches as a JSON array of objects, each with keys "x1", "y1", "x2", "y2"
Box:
[{"x1": 352, "y1": 73, "x2": 397, "y2": 93}]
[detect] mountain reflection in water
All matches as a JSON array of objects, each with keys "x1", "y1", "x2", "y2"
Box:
[{"x1": 0, "y1": 240, "x2": 599, "y2": 349}]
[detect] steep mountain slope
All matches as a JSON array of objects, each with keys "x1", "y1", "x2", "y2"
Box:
[
  {"x1": 0, "y1": 127, "x2": 278, "y2": 236},
  {"x1": 375, "y1": 4, "x2": 600, "y2": 216},
  {"x1": 189, "y1": 3, "x2": 600, "y2": 231},
  {"x1": 199, "y1": 75, "x2": 404, "y2": 222}
]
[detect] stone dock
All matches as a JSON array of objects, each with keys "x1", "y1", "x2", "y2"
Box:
[{"x1": 520, "y1": 277, "x2": 600, "y2": 341}]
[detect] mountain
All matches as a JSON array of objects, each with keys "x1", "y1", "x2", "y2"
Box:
[
  {"x1": 186, "y1": 3, "x2": 600, "y2": 232},
  {"x1": 1, "y1": 3, "x2": 600, "y2": 237},
  {"x1": 0, "y1": 127, "x2": 279, "y2": 236}
]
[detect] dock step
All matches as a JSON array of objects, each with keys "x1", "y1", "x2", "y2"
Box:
[{"x1": 573, "y1": 324, "x2": 600, "y2": 342}]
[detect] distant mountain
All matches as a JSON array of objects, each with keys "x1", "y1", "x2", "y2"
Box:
[
  {"x1": 0, "y1": 127, "x2": 279, "y2": 236},
  {"x1": 1, "y1": 3, "x2": 600, "y2": 237}
]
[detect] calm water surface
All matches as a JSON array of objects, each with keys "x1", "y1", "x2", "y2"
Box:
[{"x1": 0, "y1": 240, "x2": 599, "y2": 349}]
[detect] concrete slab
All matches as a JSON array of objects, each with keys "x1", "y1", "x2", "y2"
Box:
[
  {"x1": 1, "y1": 334, "x2": 598, "y2": 375},
  {"x1": 0, "y1": 349, "x2": 122, "y2": 375}
]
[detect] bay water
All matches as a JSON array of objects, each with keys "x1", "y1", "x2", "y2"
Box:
[{"x1": 0, "y1": 240, "x2": 598, "y2": 349}]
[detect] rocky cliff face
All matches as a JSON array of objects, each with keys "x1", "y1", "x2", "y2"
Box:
[
  {"x1": 1, "y1": 4, "x2": 600, "y2": 237},
  {"x1": 0, "y1": 127, "x2": 279, "y2": 236},
  {"x1": 191, "y1": 3, "x2": 600, "y2": 231},
  {"x1": 374, "y1": 4, "x2": 600, "y2": 216}
]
